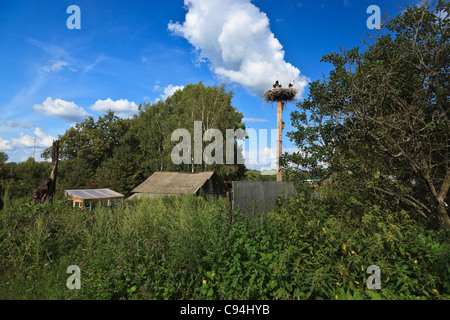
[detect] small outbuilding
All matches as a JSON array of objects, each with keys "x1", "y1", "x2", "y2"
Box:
[
  {"x1": 128, "y1": 171, "x2": 227, "y2": 200},
  {"x1": 65, "y1": 188, "x2": 125, "y2": 210}
]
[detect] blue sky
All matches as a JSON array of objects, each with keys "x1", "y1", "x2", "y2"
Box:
[{"x1": 0, "y1": 0, "x2": 420, "y2": 169}]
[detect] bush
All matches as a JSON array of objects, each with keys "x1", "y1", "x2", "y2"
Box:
[
  {"x1": 0, "y1": 193, "x2": 448, "y2": 300},
  {"x1": 273, "y1": 186, "x2": 450, "y2": 300}
]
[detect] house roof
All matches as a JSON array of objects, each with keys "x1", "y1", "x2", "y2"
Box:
[
  {"x1": 131, "y1": 171, "x2": 215, "y2": 195},
  {"x1": 65, "y1": 188, "x2": 124, "y2": 201}
]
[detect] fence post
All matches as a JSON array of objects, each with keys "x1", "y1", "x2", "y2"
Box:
[{"x1": 226, "y1": 191, "x2": 233, "y2": 223}]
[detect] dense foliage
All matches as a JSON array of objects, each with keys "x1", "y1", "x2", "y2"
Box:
[
  {"x1": 284, "y1": 0, "x2": 450, "y2": 228},
  {"x1": 136, "y1": 82, "x2": 246, "y2": 182},
  {"x1": 0, "y1": 154, "x2": 51, "y2": 200},
  {"x1": 0, "y1": 192, "x2": 448, "y2": 300},
  {"x1": 0, "y1": 83, "x2": 248, "y2": 199},
  {"x1": 0, "y1": 1, "x2": 448, "y2": 302}
]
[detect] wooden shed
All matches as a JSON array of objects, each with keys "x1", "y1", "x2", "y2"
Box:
[{"x1": 128, "y1": 171, "x2": 227, "y2": 200}]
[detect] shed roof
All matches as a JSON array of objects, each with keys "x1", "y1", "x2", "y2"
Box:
[
  {"x1": 65, "y1": 188, "x2": 125, "y2": 201},
  {"x1": 132, "y1": 171, "x2": 215, "y2": 195}
]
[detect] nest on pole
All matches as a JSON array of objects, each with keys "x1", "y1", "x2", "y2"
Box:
[{"x1": 263, "y1": 87, "x2": 298, "y2": 104}]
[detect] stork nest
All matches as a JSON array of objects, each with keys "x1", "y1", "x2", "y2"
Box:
[{"x1": 263, "y1": 87, "x2": 298, "y2": 103}]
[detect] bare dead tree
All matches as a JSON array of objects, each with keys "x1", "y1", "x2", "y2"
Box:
[{"x1": 32, "y1": 140, "x2": 59, "y2": 204}]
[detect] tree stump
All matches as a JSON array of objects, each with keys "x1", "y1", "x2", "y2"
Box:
[{"x1": 32, "y1": 140, "x2": 59, "y2": 204}]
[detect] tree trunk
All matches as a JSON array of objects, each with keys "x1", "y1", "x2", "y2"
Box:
[
  {"x1": 32, "y1": 140, "x2": 59, "y2": 204},
  {"x1": 437, "y1": 170, "x2": 450, "y2": 229},
  {"x1": 437, "y1": 202, "x2": 450, "y2": 230}
]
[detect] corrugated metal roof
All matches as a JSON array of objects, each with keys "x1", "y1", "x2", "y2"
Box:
[
  {"x1": 65, "y1": 188, "x2": 124, "y2": 200},
  {"x1": 132, "y1": 171, "x2": 215, "y2": 195}
]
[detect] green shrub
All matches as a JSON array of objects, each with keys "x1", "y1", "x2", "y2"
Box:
[
  {"x1": 271, "y1": 192, "x2": 449, "y2": 300},
  {"x1": 0, "y1": 193, "x2": 448, "y2": 300}
]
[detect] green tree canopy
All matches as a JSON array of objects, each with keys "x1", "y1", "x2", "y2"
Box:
[
  {"x1": 0, "y1": 152, "x2": 11, "y2": 182},
  {"x1": 43, "y1": 111, "x2": 135, "y2": 191},
  {"x1": 0, "y1": 151, "x2": 8, "y2": 164},
  {"x1": 136, "y1": 82, "x2": 246, "y2": 181},
  {"x1": 42, "y1": 82, "x2": 247, "y2": 195},
  {"x1": 6, "y1": 157, "x2": 51, "y2": 199},
  {"x1": 284, "y1": 0, "x2": 449, "y2": 228}
]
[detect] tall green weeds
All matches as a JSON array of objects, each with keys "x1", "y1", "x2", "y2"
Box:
[{"x1": 0, "y1": 192, "x2": 448, "y2": 300}]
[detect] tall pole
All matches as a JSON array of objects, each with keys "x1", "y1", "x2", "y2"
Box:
[
  {"x1": 277, "y1": 100, "x2": 283, "y2": 182},
  {"x1": 32, "y1": 138, "x2": 36, "y2": 160}
]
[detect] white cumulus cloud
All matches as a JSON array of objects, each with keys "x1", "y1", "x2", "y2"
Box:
[
  {"x1": 11, "y1": 134, "x2": 35, "y2": 149},
  {"x1": 168, "y1": 0, "x2": 309, "y2": 97},
  {"x1": 0, "y1": 138, "x2": 13, "y2": 151},
  {"x1": 10, "y1": 128, "x2": 55, "y2": 149},
  {"x1": 33, "y1": 127, "x2": 55, "y2": 148},
  {"x1": 33, "y1": 97, "x2": 91, "y2": 123},
  {"x1": 161, "y1": 85, "x2": 185, "y2": 100},
  {"x1": 90, "y1": 98, "x2": 139, "y2": 118},
  {"x1": 153, "y1": 84, "x2": 185, "y2": 102}
]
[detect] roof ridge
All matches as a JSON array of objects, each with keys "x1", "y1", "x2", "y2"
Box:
[{"x1": 131, "y1": 171, "x2": 215, "y2": 194}]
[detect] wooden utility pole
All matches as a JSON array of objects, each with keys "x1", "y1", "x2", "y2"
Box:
[
  {"x1": 32, "y1": 138, "x2": 36, "y2": 160},
  {"x1": 263, "y1": 81, "x2": 297, "y2": 182},
  {"x1": 277, "y1": 100, "x2": 283, "y2": 182}
]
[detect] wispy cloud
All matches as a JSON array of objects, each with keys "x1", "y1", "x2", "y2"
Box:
[
  {"x1": 29, "y1": 38, "x2": 106, "y2": 74},
  {"x1": 27, "y1": 38, "x2": 70, "y2": 61},
  {"x1": 82, "y1": 55, "x2": 107, "y2": 73},
  {"x1": 3, "y1": 39, "x2": 73, "y2": 118},
  {"x1": 3, "y1": 68, "x2": 47, "y2": 118},
  {"x1": 243, "y1": 118, "x2": 269, "y2": 123},
  {"x1": 1, "y1": 120, "x2": 34, "y2": 129},
  {"x1": 42, "y1": 60, "x2": 70, "y2": 72}
]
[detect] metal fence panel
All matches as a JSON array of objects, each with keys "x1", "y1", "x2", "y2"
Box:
[{"x1": 232, "y1": 181, "x2": 297, "y2": 218}]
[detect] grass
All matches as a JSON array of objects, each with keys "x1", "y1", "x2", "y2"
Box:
[
  {"x1": 0, "y1": 195, "x2": 228, "y2": 299},
  {"x1": 0, "y1": 191, "x2": 448, "y2": 300}
]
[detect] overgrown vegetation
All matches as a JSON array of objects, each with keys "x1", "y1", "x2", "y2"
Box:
[
  {"x1": 0, "y1": 82, "x2": 247, "y2": 200},
  {"x1": 283, "y1": 0, "x2": 450, "y2": 228},
  {"x1": 0, "y1": 0, "x2": 448, "y2": 301},
  {"x1": 0, "y1": 190, "x2": 448, "y2": 300}
]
